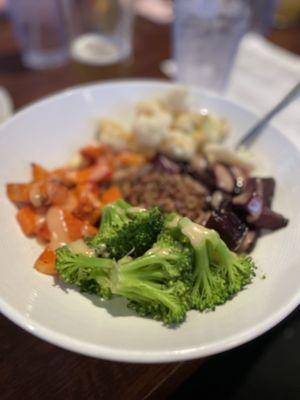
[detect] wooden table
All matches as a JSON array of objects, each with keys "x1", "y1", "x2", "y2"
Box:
[{"x1": 1, "y1": 15, "x2": 299, "y2": 400}]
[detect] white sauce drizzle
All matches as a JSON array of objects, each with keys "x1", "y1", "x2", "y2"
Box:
[
  {"x1": 69, "y1": 239, "x2": 95, "y2": 256},
  {"x1": 179, "y1": 218, "x2": 210, "y2": 247}
]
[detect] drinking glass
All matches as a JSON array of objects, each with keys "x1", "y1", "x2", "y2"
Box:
[
  {"x1": 8, "y1": 0, "x2": 69, "y2": 69},
  {"x1": 173, "y1": 0, "x2": 250, "y2": 93},
  {"x1": 65, "y1": 0, "x2": 135, "y2": 82}
]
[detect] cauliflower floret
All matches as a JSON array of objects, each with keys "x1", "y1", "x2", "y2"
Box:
[
  {"x1": 202, "y1": 114, "x2": 229, "y2": 143},
  {"x1": 133, "y1": 110, "x2": 172, "y2": 147},
  {"x1": 96, "y1": 118, "x2": 133, "y2": 150},
  {"x1": 159, "y1": 88, "x2": 190, "y2": 114},
  {"x1": 135, "y1": 100, "x2": 162, "y2": 116},
  {"x1": 203, "y1": 143, "x2": 255, "y2": 172},
  {"x1": 174, "y1": 112, "x2": 205, "y2": 134},
  {"x1": 161, "y1": 129, "x2": 196, "y2": 160}
]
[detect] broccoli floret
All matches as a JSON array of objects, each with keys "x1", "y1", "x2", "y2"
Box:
[
  {"x1": 90, "y1": 200, "x2": 164, "y2": 259},
  {"x1": 206, "y1": 230, "x2": 256, "y2": 295},
  {"x1": 111, "y1": 248, "x2": 192, "y2": 324},
  {"x1": 151, "y1": 230, "x2": 194, "y2": 285},
  {"x1": 125, "y1": 281, "x2": 189, "y2": 325},
  {"x1": 178, "y1": 217, "x2": 255, "y2": 311},
  {"x1": 56, "y1": 232, "x2": 193, "y2": 325},
  {"x1": 56, "y1": 245, "x2": 114, "y2": 299}
]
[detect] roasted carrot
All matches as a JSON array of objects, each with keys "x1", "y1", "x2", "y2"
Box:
[
  {"x1": 63, "y1": 211, "x2": 98, "y2": 241},
  {"x1": 16, "y1": 206, "x2": 37, "y2": 236},
  {"x1": 7, "y1": 183, "x2": 31, "y2": 205},
  {"x1": 34, "y1": 247, "x2": 57, "y2": 275},
  {"x1": 73, "y1": 200, "x2": 101, "y2": 225},
  {"x1": 70, "y1": 161, "x2": 112, "y2": 184},
  {"x1": 75, "y1": 182, "x2": 101, "y2": 200},
  {"x1": 80, "y1": 145, "x2": 107, "y2": 163},
  {"x1": 36, "y1": 222, "x2": 51, "y2": 242},
  {"x1": 47, "y1": 182, "x2": 70, "y2": 206},
  {"x1": 31, "y1": 163, "x2": 49, "y2": 181},
  {"x1": 49, "y1": 167, "x2": 74, "y2": 187},
  {"x1": 101, "y1": 185, "x2": 122, "y2": 205}
]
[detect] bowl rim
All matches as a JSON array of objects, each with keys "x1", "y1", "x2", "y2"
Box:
[{"x1": 1, "y1": 79, "x2": 299, "y2": 363}]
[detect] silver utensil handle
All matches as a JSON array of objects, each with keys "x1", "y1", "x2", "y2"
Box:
[{"x1": 236, "y1": 81, "x2": 300, "y2": 149}]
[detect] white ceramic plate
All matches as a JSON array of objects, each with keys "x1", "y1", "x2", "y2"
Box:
[{"x1": 0, "y1": 80, "x2": 299, "y2": 363}]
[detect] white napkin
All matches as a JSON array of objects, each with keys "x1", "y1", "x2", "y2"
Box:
[{"x1": 227, "y1": 33, "x2": 300, "y2": 151}]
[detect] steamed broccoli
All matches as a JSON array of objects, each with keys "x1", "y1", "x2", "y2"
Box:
[
  {"x1": 56, "y1": 245, "x2": 114, "y2": 299},
  {"x1": 205, "y1": 229, "x2": 256, "y2": 295},
  {"x1": 113, "y1": 231, "x2": 193, "y2": 323},
  {"x1": 89, "y1": 199, "x2": 164, "y2": 259},
  {"x1": 56, "y1": 233, "x2": 193, "y2": 324},
  {"x1": 178, "y1": 217, "x2": 255, "y2": 311},
  {"x1": 56, "y1": 203, "x2": 256, "y2": 325}
]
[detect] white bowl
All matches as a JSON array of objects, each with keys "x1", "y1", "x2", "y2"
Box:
[{"x1": 0, "y1": 80, "x2": 299, "y2": 363}]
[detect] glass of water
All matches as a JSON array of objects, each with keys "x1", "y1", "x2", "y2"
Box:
[
  {"x1": 65, "y1": 0, "x2": 134, "y2": 82},
  {"x1": 9, "y1": 0, "x2": 69, "y2": 70},
  {"x1": 173, "y1": 0, "x2": 250, "y2": 93}
]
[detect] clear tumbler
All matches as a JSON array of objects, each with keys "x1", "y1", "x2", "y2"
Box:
[
  {"x1": 173, "y1": 0, "x2": 250, "y2": 93},
  {"x1": 9, "y1": 0, "x2": 69, "y2": 69}
]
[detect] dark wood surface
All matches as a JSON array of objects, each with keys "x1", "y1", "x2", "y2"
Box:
[{"x1": 0, "y1": 14, "x2": 299, "y2": 400}]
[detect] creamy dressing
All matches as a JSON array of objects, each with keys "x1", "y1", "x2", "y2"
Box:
[
  {"x1": 146, "y1": 247, "x2": 172, "y2": 256},
  {"x1": 69, "y1": 239, "x2": 95, "y2": 256},
  {"x1": 128, "y1": 206, "x2": 147, "y2": 213},
  {"x1": 179, "y1": 218, "x2": 210, "y2": 247},
  {"x1": 29, "y1": 183, "x2": 45, "y2": 207},
  {"x1": 46, "y1": 207, "x2": 70, "y2": 250}
]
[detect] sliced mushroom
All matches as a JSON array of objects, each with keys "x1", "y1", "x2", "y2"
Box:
[
  {"x1": 210, "y1": 190, "x2": 231, "y2": 210},
  {"x1": 152, "y1": 153, "x2": 181, "y2": 174},
  {"x1": 213, "y1": 163, "x2": 236, "y2": 193},
  {"x1": 230, "y1": 165, "x2": 249, "y2": 195}
]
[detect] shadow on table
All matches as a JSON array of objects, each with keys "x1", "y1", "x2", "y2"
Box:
[{"x1": 170, "y1": 306, "x2": 300, "y2": 400}]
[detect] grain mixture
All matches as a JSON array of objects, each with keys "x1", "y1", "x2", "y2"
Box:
[{"x1": 118, "y1": 167, "x2": 210, "y2": 224}]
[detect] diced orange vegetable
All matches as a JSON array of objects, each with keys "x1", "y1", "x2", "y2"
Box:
[
  {"x1": 29, "y1": 181, "x2": 71, "y2": 208},
  {"x1": 27, "y1": 181, "x2": 48, "y2": 207},
  {"x1": 49, "y1": 168, "x2": 74, "y2": 187},
  {"x1": 47, "y1": 182, "x2": 70, "y2": 206},
  {"x1": 31, "y1": 163, "x2": 49, "y2": 181},
  {"x1": 16, "y1": 207, "x2": 37, "y2": 236},
  {"x1": 80, "y1": 145, "x2": 107, "y2": 163},
  {"x1": 75, "y1": 182, "x2": 101, "y2": 201},
  {"x1": 63, "y1": 212, "x2": 85, "y2": 241},
  {"x1": 70, "y1": 161, "x2": 112, "y2": 184},
  {"x1": 115, "y1": 151, "x2": 146, "y2": 167},
  {"x1": 73, "y1": 200, "x2": 101, "y2": 225},
  {"x1": 63, "y1": 211, "x2": 97, "y2": 241},
  {"x1": 101, "y1": 185, "x2": 122, "y2": 205},
  {"x1": 34, "y1": 247, "x2": 57, "y2": 275},
  {"x1": 83, "y1": 224, "x2": 98, "y2": 237},
  {"x1": 61, "y1": 191, "x2": 79, "y2": 212},
  {"x1": 72, "y1": 183, "x2": 102, "y2": 224},
  {"x1": 36, "y1": 222, "x2": 51, "y2": 242},
  {"x1": 7, "y1": 183, "x2": 31, "y2": 204}
]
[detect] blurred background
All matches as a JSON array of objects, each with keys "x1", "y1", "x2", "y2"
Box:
[
  {"x1": 0, "y1": 0, "x2": 300, "y2": 110},
  {"x1": 0, "y1": 1, "x2": 299, "y2": 399}
]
